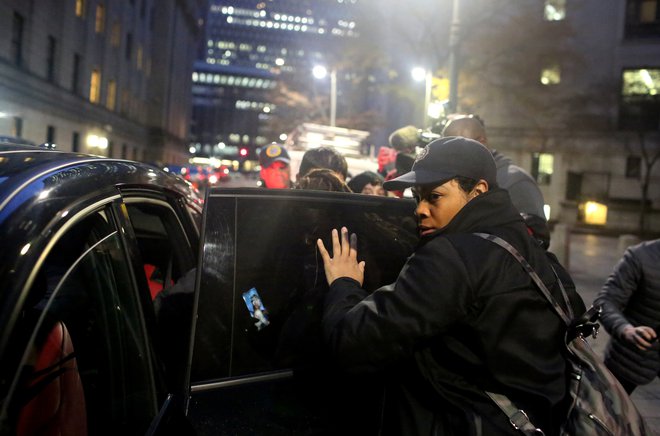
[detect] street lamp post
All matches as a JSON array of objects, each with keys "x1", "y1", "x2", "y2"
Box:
[
  {"x1": 313, "y1": 65, "x2": 337, "y2": 128},
  {"x1": 448, "y1": 0, "x2": 461, "y2": 113},
  {"x1": 412, "y1": 67, "x2": 432, "y2": 128}
]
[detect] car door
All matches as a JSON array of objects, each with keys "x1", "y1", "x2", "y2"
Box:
[
  {"x1": 1, "y1": 201, "x2": 163, "y2": 436},
  {"x1": 188, "y1": 188, "x2": 418, "y2": 435}
]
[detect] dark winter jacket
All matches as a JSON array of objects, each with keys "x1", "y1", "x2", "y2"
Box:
[
  {"x1": 322, "y1": 188, "x2": 585, "y2": 436},
  {"x1": 594, "y1": 239, "x2": 660, "y2": 385},
  {"x1": 492, "y1": 151, "x2": 546, "y2": 219}
]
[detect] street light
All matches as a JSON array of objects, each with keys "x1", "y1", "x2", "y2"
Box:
[
  {"x1": 448, "y1": 0, "x2": 461, "y2": 113},
  {"x1": 412, "y1": 67, "x2": 432, "y2": 128},
  {"x1": 312, "y1": 65, "x2": 337, "y2": 127}
]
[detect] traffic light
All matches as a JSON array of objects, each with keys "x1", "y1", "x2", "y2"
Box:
[{"x1": 239, "y1": 147, "x2": 248, "y2": 157}]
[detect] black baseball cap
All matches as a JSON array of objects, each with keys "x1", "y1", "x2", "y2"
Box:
[
  {"x1": 383, "y1": 136, "x2": 496, "y2": 191},
  {"x1": 259, "y1": 143, "x2": 290, "y2": 168}
]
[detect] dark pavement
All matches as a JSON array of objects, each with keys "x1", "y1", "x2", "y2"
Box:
[{"x1": 563, "y1": 233, "x2": 660, "y2": 434}]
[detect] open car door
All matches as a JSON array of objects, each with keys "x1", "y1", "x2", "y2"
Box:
[{"x1": 188, "y1": 188, "x2": 417, "y2": 434}]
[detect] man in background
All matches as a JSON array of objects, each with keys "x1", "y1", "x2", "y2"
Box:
[
  {"x1": 442, "y1": 115, "x2": 549, "y2": 247},
  {"x1": 258, "y1": 143, "x2": 292, "y2": 189}
]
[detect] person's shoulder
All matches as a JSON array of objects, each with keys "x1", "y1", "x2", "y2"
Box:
[{"x1": 629, "y1": 238, "x2": 660, "y2": 259}]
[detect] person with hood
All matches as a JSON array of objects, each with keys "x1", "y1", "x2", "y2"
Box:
[{"x1": 316, "y1": 137, "x2": 585, "y2": 435}]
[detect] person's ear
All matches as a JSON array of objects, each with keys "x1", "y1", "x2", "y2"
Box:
[{"x1": 470, "y1": 180, "x2": 489, "y2": 198}]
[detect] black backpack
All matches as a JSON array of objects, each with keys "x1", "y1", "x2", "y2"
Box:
[{"x1": 475, "y1": 233, "x2": 649, "y2": 436}]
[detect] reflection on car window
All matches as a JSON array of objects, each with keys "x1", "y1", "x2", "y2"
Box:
[
  {"x1": 193, "y1": 193, "x2": 417, "y2": 382},
  {"x1": 6, "y1": 209, "x2": 158, "y2": 435}
]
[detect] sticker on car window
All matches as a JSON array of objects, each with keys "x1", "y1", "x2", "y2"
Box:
[{"x1": 242, "y1": 288, "x2": 270, "y2": 330}]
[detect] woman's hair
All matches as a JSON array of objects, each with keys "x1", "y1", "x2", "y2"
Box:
[
  {"x1": 454, "y1": 176, "x2": 498, "y2": 192},
  {"x1": 454, "y1": 176, "x2": 479, "y2": 193},
  {"x1": 296, "y1": 168, "x2": 352, "y2": 192},
  {"x1": 298, "y1": 147, "x2": 348, "y2": 180},
  {"x1": 347, "y1": 171, "x2": 384, "y2": 193}
]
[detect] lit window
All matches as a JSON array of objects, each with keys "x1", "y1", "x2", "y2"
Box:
[
  {"x1": 95, "y1": 4, "x2": 105, "y2": 33},
  {"x1": 620, "y1": 68, "x2": 660, "y2": 130},
  {"x1": 540, "y1": 64, "x2": 561, "y2": 85},
  {"x1": 544, "y1": 0, "x2": 566, "y2": 20},
  {"x1": 580, "y1": 201, "x2": 608, "y2": 225},
  {"x1": 106, "y1": 79, "x2": 117, "y2": 110},
  {"x1": 90, "y1": 68, "x2": 101, "y2": 103},
  {"x1": 75, "y1": 0, "x2": 85, "y2": 17},
  {"x1": 532, "y1": 153, "x2": 554, "y2": 185},
  {"x1": 623, "y1": 68, "x2": 660, "y2": 96}
]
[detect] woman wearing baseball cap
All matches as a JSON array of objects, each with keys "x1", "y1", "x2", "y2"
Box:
[{"x1": 317, "y1": 137, "x2": 585, "y2": 435}]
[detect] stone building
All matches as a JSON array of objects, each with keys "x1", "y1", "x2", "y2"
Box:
[
  {"x1": 0, "y1": 0, "x2": 206, "y2": 164},
  {"x1": 455, "y1": 0, "x2": 660, "y2": 234}
]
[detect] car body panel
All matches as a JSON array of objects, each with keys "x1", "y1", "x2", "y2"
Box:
[{"x1": 0, "y1": 144, "x2": 201, "y2": 435}]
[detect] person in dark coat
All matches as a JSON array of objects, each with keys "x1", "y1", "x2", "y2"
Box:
[
  {"x1": 594, "y1": 239, "x2": 660, "y2": 394},
  {"x1": 316, "y1": 137, "x2": 585, "y2": 436},
  {"x1": 442, "y1": 115, "x2": 549, "y2": 248}
]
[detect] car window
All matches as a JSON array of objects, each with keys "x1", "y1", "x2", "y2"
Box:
[
  {"x1": 4, "y1": 209, "x2": 159, "y2": 435},
  {"x1": 123, "y1": 201, "x2": 196, "y2": 391},
  {"x1": 192, "y1": 190, "x2": 418, "y2": 382}
]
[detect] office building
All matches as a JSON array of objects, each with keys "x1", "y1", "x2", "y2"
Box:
[
  {"x1": 190, "y1": 0, "x2": 361, "y2": 158},
  {"x1": 0, "y1": 0, "x2": 205, "y2": 163}
]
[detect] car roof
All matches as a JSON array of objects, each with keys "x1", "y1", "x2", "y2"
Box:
[
  {"x1": 0, "y1": 144, "x2": 198, "y2": 215},
  {"x1": 0, "y1": 144, "x2": 202, "y2": 354},
  {"x1": 0, "y1": 144, "x2": 201, "y2": 270}
]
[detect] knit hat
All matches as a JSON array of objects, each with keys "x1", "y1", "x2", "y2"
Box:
[
  {"x1": 383, "y1": 136, "x2": 496, "y2": 190},
  {"x1": 259, "y1": 143, "x2": 290, "y2": 168}
]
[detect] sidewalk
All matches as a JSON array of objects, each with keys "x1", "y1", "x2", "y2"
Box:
[{"x1": 562, "y1": 233, "x2": 660, "y2": 434}]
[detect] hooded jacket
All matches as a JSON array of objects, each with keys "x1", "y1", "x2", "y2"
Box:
[
  {"x1": 595, "y1": 239, "x2": 660, "y2": 386},
  {"x1": 322, "y1": 188, "x2": 585, "y2": 435}
]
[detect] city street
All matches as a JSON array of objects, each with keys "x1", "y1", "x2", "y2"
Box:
[{"x1": 563, "y1": 232, "x2": 660, "y2": 433}]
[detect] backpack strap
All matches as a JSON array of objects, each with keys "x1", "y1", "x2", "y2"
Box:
[
  {"x1": 473, "y1": 233, "x2": 572, "y2": 325},
  {"x1": 485, "y1": 391, "x2": 546, "y2": 436}
]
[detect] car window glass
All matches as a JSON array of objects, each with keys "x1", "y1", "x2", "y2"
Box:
[
  {"x1": 192, "y1": 190, "x2": 417, "y2": 383},
  {"x1": 124, "y1": 202, "x2": 196, "y2": 390},
  {"x1": 5, "y1": 210, "x2": 158, "y2": 435}
]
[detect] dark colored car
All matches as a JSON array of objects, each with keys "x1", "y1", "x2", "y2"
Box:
[{"x1": 0, "y1": 143, "x2": 418, "y2": 435}]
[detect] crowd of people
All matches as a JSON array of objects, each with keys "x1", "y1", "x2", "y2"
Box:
[{"x1": 253, "y1": 114, "x2": 658, "y2": 435}]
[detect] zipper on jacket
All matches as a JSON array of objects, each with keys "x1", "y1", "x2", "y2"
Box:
[{"x1": 587, "y1": 413, "x2": 614, "y2": 436}]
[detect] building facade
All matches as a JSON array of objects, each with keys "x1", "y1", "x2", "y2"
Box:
[
  {"x1": 0, "y1": 0, "x2": 205, "y2": 164},
  {"x1": 452, "y1": 0, "x2": 660, "y2": 234}
]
